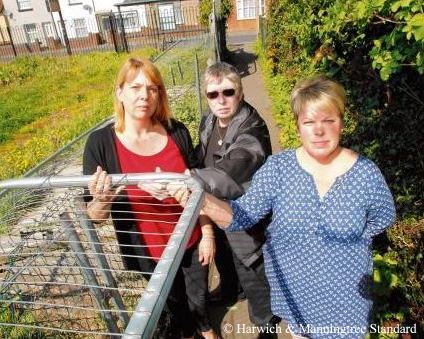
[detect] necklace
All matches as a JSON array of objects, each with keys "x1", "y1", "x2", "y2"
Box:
[{"x1": 216, "y1": 122, "x2": 227, "y2": 146}]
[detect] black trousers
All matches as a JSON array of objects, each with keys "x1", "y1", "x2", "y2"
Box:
[
  {"x1": 129, "y1": 242, "x2": 211, "y2": 337},
  {"x1": 215, "y1": 227, "x2": 275, "y2": 326}
]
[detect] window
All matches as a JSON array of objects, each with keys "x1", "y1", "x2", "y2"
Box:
[
  {"x1": 73, "y1": 18, "x2": 88, "y2": 38},
  {"x1": 236, "y1": 0, "x2": 256, "y2": 20},
  {"x1": 158, "y1": 4, "x2": 176, "y2": 31},
  {"x1": 24, "y1": 23, "x2": 38, "y2": 43},
  {"x1": 42, "y1": 22, "x2": 55, "y2": 38},
  {"x1": 122, "y1": 11, "x2": 138, "y2": 29},
  {"x1": 17, "y1": 0, "x2": 32, "y2": 11},
  {"x1": 174, "y1": 2, "x2": 184, "y2": 25}
]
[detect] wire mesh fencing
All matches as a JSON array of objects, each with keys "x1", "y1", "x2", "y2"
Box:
[
  {"x1": 0, "y1": 6, "x2": 208, "y2": 61},
  {"x1": 0, "y1": 173, "x2": 203, "y2": 338}
]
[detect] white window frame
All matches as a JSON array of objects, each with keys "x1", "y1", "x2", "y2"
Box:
[
  {"x1": 24, "y1": 23, "x2": 38, "y2": 43},
  {"x1": 17, "y1": 0, "x2": 32, "y2": 11},
  {"x1": 174, "y1": 2, "x2": 184, "y2": 25},
  {"x1": 236, "y1": 0, "x2": 256, "y2": 20},
  {"x1": 122, "y1": 11, "x2": 139, "y2": 30},
  {"x1": 73, "y1": 18, "x2": 88, "y2": 38},
  {"x1": 158, "y1": 3, "x2": 176, "y2": 31},
  {"x1": 42, "y1": 22, "x2": 55, "y2": 38}
]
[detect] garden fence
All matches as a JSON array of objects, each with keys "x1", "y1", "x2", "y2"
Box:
[
  {"x1": 0, "y1": 6, "x2": 207, "y2": 61},
  {"x1": 0, "y1": 173, "x2": 203, "y2": 338}
]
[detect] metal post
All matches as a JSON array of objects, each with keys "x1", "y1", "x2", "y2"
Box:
[
  {"x1": 58, "y1": 9, "x2": 71, "y2": 55},
  {"x1": 194, "y1": 53, "x2": 203, "y2": 116},
  {"x1": 211, "y1": 0, "x2": 219, "y2": 62},
  {"x1": 117, "y1": 7, "x2": 129, "y2": 53},
  {"x1": 109, "y1": 15, "x2": 118, "y2": 53},
  {"x1": 170, "y1": 67, "x2": 176, "y2": 86},
  {"x1": 60, "y1": 213, "x2": 120, "y2": 335},
  {"x1": 177, "y1": 61, "x2": 183, "y2": 80},
  {"x1": 6, "y1": 26, "x2": 17, "y2": 57},
  {"x1": 74, "y1": 197, "x2": 130, "y2": 326}
]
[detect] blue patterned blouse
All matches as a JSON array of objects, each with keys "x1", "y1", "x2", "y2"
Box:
[{"x1": 228, "y1": 150, "x2": 396, "y2": 338}]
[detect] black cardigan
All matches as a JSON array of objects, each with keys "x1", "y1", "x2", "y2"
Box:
[{"x1": 82, "y1": 119, "x2": 197, "y2": 270}]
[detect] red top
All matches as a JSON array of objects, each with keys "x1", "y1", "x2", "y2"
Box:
[{"x1": 115, "y1": 133, "x2": 201, "y2": 261}]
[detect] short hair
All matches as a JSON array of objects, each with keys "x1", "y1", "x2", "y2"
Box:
[
  {"x1": 290, "y1": 75, "x2": 346, "y2": 121},
  {"x1": 114, "y1": 57, "x2": 171, "y2": 132},
  {"x1": 204, "y1": 62, "x2": 243, "y2": 97}
]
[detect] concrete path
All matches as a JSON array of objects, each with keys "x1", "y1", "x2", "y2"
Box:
[
  {"x1": 207, "y1": 34, "x2": 290, "y2": 339},
  {"x1": 227, "y1": 34, "x2": 281, "y2": 154}
]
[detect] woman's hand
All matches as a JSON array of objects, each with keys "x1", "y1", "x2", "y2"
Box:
[
  {"x1": 86, "y1": 166, "x2": 124, "y2": 222},
  {"x1": 166, "y1": 181, "x2": 190, "y2": 207},
  {"x1": 137, "y1": 167, "x2": 170, "y2": 201},
  {"x1": 88, "y1": 166, "x2": 123, "y2": 203},
  {"x1": 198, "y1": 215, "x2": 215, "y2": 266},
  {"x1": 198, "y1": 235, "x2": 215, "y2": 266}
]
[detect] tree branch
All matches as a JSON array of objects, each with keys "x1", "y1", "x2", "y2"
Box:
[{"x1": 373, "y1": 14, "x2": 405, "y2": 25}]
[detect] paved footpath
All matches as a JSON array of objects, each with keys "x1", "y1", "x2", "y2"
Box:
[
  {"x1": 227, "y1": 33, "x2": 281, "y2": 154},
  {"x1": 207, "y1": 33, "x2": 290, "y2": 339}
]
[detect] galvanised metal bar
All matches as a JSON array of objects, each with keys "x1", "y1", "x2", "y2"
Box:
[
  {"x1": 74, "y1": 196, "x2": 130, "y2": 326},
  {"x1": 60, "y1": 212, "x2": 120, "y2": 336},
  {"x1": 122, "y1": 177, "x2": 204, "y2": 339},
  {"x1": 0, "y1": 173, "x2": 187, "y2": 190}
]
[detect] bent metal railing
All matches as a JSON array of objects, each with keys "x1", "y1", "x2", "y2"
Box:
[{"x1": 0, "y1": 173, "x2": 203, "y2": 338}]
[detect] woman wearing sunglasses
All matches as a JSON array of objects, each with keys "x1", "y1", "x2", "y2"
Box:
[{"x1": 190, "y1": 62, "x2": 280, "y2": 337}]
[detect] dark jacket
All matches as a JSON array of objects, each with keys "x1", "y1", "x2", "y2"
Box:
[
  {"x1": 83, "y1": 120, "x2": 197, "y2": 270},
  {"x1": 191, "y1": 100, "x2": 272, "y2": 266}
]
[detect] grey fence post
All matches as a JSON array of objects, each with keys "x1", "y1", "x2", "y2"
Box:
[
  {"x1": 109, "y1": 15, "x2": 118, "y2": 53},
  {"x1": 118, "y1": 8, "x2": 129, "y2": 53},
  {"x1": 194, "y1": 53, "x2": 203, "y2": 116},
  {"x1": 6, "y1": 26, "x2": 17, "y2": 57},
  {"x1": 58, "y1": 9, "x2": 71, "y2": 55},
  {"x1": 60, "y1": 212, "x2": 120, "y2": 336},
  {"x1": 74, "y1": 197, "x2": 130, "y2": 326}
]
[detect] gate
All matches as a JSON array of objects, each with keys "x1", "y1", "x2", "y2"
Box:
[{"x1": 0, "y1": 173, "x2": 203, "y2": 338}]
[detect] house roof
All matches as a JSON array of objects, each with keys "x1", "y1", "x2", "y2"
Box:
[{"x1": 115, "y1": 0, "x2": 175, "y2": 7}]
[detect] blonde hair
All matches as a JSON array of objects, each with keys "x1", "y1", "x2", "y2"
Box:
[
  {"x1": 204, "y1": 62, "x2": 243, "y2": 98},
  {"x1": 290, "y1": 75, "x2": 346, "y2": 121},
  {"x1": 114, "y1": 58, "x2": 171, "y2": 132}
]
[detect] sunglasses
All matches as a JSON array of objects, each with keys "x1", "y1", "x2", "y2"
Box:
[{"x1": 206, "y1": 88, "x2": 236, "y2": 99}]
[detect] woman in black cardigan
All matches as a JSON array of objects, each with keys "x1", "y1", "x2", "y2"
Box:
[{"x1": 83, "y1": 57, "x2": 218, "y2": 339}]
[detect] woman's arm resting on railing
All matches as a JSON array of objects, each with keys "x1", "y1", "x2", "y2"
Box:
[{"x1": 167, "y1": 181, "x2": 233, "y2": 229}]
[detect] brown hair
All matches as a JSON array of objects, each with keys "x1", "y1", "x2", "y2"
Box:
[
  {"x1": 204, "y1": 62, "x2": 243, "y2": 99},
  {"x1": 290, "y1": 75, "x2": 346, "y2": 121},
  {"x1": 114, "y1": 57, "x2": 171, "y2": 132}
]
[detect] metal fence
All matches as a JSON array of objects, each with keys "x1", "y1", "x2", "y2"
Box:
[
  {"x1": 0, "y1": 173, "x2": 203, "y2": 338},
  {"x1": 0, "y1": 6, "x2": 207, "y2": 61}
]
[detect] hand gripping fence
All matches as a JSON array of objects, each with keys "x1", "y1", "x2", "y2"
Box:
[{"x1": 0, "y1": 173, "x2": 204, "y2": 338}]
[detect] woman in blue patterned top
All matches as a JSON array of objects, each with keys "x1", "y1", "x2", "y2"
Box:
[{"x1": 168, "y1": 75, "x2": 396, "y2": 338}]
